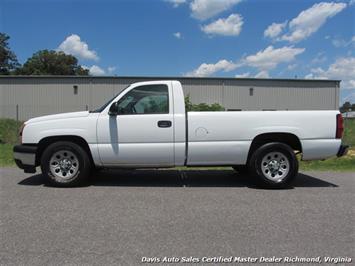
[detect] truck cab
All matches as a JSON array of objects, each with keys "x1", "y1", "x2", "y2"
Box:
[{"x1": 95, "y1": 80, "x2": 186, "y2": 167}]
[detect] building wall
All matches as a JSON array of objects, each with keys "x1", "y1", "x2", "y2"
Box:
[{"x1": 0, "y1": 76, "x2": 340, "y2": 121}]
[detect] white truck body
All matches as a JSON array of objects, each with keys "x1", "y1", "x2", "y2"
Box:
[{"x1": 14, "y1": 80, "x2": 347, "y2": 187}]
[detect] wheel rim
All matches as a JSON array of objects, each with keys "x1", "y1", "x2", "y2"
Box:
[
  {"x1": 261, "y1": 151, "x2": 290, "y2": 182},
  {"x1": 49, "y1": 150, "x2": 79, "y2": 180}
]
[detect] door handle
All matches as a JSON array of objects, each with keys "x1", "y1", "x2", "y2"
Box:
[{"x1": 157, "y1": 120, "x2": 172, "y2": 128}]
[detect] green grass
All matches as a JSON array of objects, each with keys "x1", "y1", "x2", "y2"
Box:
[
  {"x1": 0, "y1": 118, "x2": 22, "y2": 167},
  {"x1": 0, "y1": 118, "x2": 354, "y2": 171},
  {"x1": 299, "y1": 154, "x2": 355, "y2": 171},
  {"x1": 343, "y1": 118, "x2": 355, "y2": 146},
  {"x1": 0, "y1": 144, "x2": 15, "y2": 166}
]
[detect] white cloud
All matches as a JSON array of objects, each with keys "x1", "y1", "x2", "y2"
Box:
[
  {"x1": 304, "y1": 72, "x2": 328, "y2": 80},
  {"x1": 242, "y1": 45, "x2": 305, "y2": 70},
  {"x1": 309, "y1": 57, "x2": 355, "y2": 89},
  {"x1": 186, "y1": 45, "x2": 304, "y2": 78},
  {"x1": 255, "y1": 71, "x2": 269, "y2": 78},
  {"x1": 186, "y1": 59, "x2": 237, "y2": 77},
  {"x1": 201, "y1": 14, "x2": 243, "y2": 36},
  {"x1": 287, "y1": 64, "x2": 297, "y2": 70},
  {"x1": 190, "y1": 0, "x2": 242, "y2": 20},
  {"x1": 304, "y1": 73, "x2": 315, "y2": 79},
  {"x1": 87, "y1": 65, "x2": 105, "y2": 76},
  {"x1": 311, "y1": 52, "x2": 327, "y2": 64},
  {"x1": 83, "y1": 65, "x2": 116, "y2": 76},
  {"x1": 108, "y1": 66, "x2": 116, "y2": 74},
  {"x1": 185, "y1": 44, "x2": 306, "y2": 80},
  {"x1": 342, "y1": 91, "x2": 355, "y2": 103},
  {"x1": 264, "y1": 21, "x2": 287, "y2": 39},
  {"x1": 332, "y1": 39, "x2": 347, "y2": 47},
  {"x1": 58, "y1": 34, "x2": 98, "y2": 61},
  {"x1": 166, "y1": 0, "x2": 186, "y2": 7},
  {"x1": 280, "y1": 2, "x2": 347, "y2": 43},
  {"x1": 331, "y1": 35, "x2": 355, "y2": 47},
  {"x1": 174, "y1": 32, "x2": 182, "y2": 39},
  {"x1": 235, "y1": 72, "x2": 250, "y2": 78}
]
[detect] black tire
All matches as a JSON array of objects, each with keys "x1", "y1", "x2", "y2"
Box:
[
  {"x1": 232, "y1": 165, "x2": 249, "y2": 174},
  {"x1": 40, "y1": 141, "x2": 91, "y2": 187},
  {"x1": 248, "y1": 142, "x2": 298, "y2": 189}
]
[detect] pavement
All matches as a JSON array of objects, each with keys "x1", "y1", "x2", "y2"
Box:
[{"x1": 0, "y1": 168, "x2": 354, "y2": 265}]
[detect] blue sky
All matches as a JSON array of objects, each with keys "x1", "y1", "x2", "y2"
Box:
[{"x1": 1, "y1": 0, "x2": 354, "y2": 103}]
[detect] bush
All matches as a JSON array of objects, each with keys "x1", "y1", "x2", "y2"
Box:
[
  {"x1": 0, "y1": 118, "x2": 22, "y2": 144},
  {"x1": 185, "y1": 95, "x2": 225, "y2": 111},
  {"x1": 343, "y1": 118, "x2": 355, "y2": 146}
]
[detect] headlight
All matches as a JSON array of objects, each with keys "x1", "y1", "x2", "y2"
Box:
[{"x1": 19, "y1": 123, "x2": 25, "y2": 144}]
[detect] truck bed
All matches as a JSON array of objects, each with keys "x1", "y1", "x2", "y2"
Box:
[{"x1": 186, "y1": 110, "x2": 340, "y2": 165}]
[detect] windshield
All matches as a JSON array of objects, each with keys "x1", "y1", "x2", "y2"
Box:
[{"x1": 90, "y1": 85, "x2": 131, "y2": 113}]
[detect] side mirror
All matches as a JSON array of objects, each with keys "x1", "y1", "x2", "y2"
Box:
[{"x1": 108, "y1": 102, "x2": 118, "y2": 116}]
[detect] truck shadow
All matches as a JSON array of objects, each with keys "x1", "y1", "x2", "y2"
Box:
[{"x1": 18, "y1": 169, "x2": 338, "y2": 189}]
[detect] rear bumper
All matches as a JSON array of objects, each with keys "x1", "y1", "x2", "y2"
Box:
[
  {"x1": 337, "y1": 145, "x2": 349, "y2": 157},
  {"x1": 13, "y1": 145, "x2": 37, "y2": 173}
]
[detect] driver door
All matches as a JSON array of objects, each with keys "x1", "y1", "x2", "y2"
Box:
[{"x1": 96, "y1": 83, "x2": 175, "y2": 167}]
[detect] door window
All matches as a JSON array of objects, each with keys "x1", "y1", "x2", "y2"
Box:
[{"x1": 117, "y1": 85, "x2": 169, "y2": 115}]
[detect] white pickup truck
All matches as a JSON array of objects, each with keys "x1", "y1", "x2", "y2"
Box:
[{"x1": 14, "y1": 80, "x2": 348, "y2": 188}]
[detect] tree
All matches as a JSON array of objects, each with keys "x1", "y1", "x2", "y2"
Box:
[
  {"x1": 16, "y1": 50, "x2": 89, "y2": 75},
  {"x1": 0, "y1": 33, "x2": 20, "y2": 74},
  {"x1": 185, "y1": 94, "x2": 225, "y2": 111},
  {"x1": 340, "y1": 101, "x2": 352, "y2": 113}
]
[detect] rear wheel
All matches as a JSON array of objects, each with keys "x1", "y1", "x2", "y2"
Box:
[
  {"x1": 248, "y1": 142, "x2": 298, "y2": 189},
  {"x1": 41, "y1": 141, "x2": 91, "y2": 187}
]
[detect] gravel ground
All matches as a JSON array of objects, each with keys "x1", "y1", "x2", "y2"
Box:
[{"x1": 0, "y1": 168, "x2": 354, "y2": 265}]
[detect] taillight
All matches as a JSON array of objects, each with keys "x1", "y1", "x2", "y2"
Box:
[{"x1": 336, "y1": 114, "x2": 344, "y2": 139}]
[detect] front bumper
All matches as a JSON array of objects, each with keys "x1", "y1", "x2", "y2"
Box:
[
  {"x1": 13, "y1": 145, "x2": 37, "y2": 173},
  {"x1": 337, "y1": 145, "x2": 349, "y2": 157}
]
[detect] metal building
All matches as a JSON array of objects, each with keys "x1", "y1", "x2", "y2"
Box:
[{"x1": 0, "y1": 76, "x2": 340, "y2": 121}]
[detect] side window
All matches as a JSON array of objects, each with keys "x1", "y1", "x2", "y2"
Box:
[{"x1": 117, "y1": 85, "x2": 169, "y2": 115}]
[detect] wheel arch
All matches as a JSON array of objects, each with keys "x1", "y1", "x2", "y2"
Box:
[
  {"x1": 247, "y1": 132, "x2": 302, "y2": 163},
  {"x1": 36, "y1": 135, "x2": 94, "y2": 166}
]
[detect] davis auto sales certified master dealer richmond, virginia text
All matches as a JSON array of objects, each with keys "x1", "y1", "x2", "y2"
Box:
[{"x1": 141, "y1": 256, "x2": 352, "y2": 263}]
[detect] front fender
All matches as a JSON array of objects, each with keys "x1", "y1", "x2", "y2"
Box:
[{"x1": 22, "y1": 115, "x2": 99, "y2": 144}]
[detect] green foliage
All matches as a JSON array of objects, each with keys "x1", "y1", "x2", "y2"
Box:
[
  {"x1": 0, "y1": 119, "x2": 20, "y2": 165},
  {"x1": 1, "y1": 33, "x2": 88, "y2": 76},
  {"x1": 0, "y1": 119, "x2": 22, "y2": 166},
  {"x1": 343, "y1": 118, "x2": 355, "y2": 146},
  {"x1": 15, "y1": 50, "x2": 89, "y2": 75},
  {"x1": 0, "y1": 144, "x2": 14, "y2": 166},
  {"x1": 340, "y1": 101, "x2": 355, "y2": 113},
  {"x1": 185, "y1": 94, "x2": 225, "y2": 111},
  {"x1": 0, "y1": 33, "x2": 20, "y2": 75},
  {"x1": 0, "y1": 118, "x2": 22, "y2": 144}
]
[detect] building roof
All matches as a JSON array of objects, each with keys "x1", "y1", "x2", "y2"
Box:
[{"x1": 0, "y1": 75, "x2": 341, "y2": 84}]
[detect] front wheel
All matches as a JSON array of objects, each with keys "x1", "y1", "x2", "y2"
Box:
[
  {"x1": 248, "y1": 142, "x2": 298, "y2": 189},
  {"x1": 40, "y1": 141, "x2": 91, "y2": 187}
]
